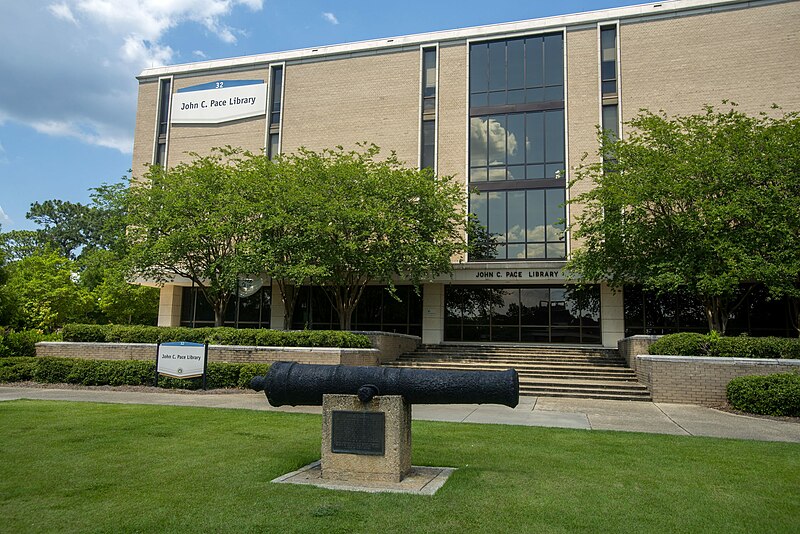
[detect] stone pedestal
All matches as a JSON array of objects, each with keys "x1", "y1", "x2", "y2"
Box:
[{"x1": 321, "y1": 394, "x2": 411, "y2": 483}]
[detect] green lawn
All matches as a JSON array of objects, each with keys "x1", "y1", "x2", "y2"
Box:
[{"x1": 1, "y1": 400, "x2": 798, "y2": 533}]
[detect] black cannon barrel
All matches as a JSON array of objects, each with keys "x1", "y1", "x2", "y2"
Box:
[{"x1": 250, "y1": 361, "x2": 519, "y2": 408}]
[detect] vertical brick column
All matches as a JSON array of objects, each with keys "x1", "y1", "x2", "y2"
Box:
[
  {"x1": 157, "y1": 285, "x2": 183, "y2": 327},
  {"x1": 422, "y1": 283, "x2": 445, "y2": 345},
  {"x1": 601, "y1": 284, "x2": 624, "y2": 348},
  {"x1": 270, "y1": 283, "x2": 286, "y2": 330}
]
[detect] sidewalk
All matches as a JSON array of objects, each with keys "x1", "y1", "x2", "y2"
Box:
[{"x1": 1, "y1": 385, "x2": 799, "y2": 443}]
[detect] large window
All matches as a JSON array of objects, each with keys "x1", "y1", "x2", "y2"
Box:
[
  {"x1": 469, "y1": 33, "x2": 566, "y2": 261},
  {"x1": 623, "y1": 285, "x2": 796, "y2": 337},
  {"x1": 445, "y1": 285, "x2": 601, "y2": 344},
  {"x1": 470, "y1": 188, "x2": 565, "y2": 260},
  {"x1": 292, "y1": 286, "x2": 423, "y2": 336},
  {"x1": 180, "y1": 286, "x2": 271, "y2": 328}
]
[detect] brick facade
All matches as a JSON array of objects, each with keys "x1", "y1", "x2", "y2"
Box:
[{"x1": 130, "y1": 0, "x2": 800, "y2": 350}]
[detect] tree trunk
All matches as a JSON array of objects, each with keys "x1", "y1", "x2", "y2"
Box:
[
  {"x1": 703, "y1": 296, "x2": 728, "y2": 335},
  {"x1": 791, "y1": 297, "x2": 800, "y2": 338},
  {"x1": 325, "y1": 281, "x2": 366, "y2": 331},
  {"x1": 278, "y1": 281, "x2": 299, "y2": 331}
]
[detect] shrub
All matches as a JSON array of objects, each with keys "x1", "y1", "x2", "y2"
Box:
[
  {"x1": 60, "y1": 324, "x2": 371, "y2": 348},
  {"x1": 0, "y1": 357, "x2": 37, "y2": 382},
  {"x1": 237, "y1": 363, "x2": 271, "y2": 389},
  {"x1": 0, "y1": 330, "x2": 54, "y2": 357},
  {"x1": 727, "y1": 373, "x2": 800, "y2": 416},
  {"x1": 649, "y1": 333, "x2": 800, "y2": 359},
  {"x1": 648, "y1": 332, "x2": 708, "y2": 356},
  {"x1": 0, "y1": 356, "x2": 269, "y2": 390}
]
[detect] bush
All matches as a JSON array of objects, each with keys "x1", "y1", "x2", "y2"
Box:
[
  {"x1": 0, "y1": 357, "x2": 37, "y2": 382},
  {"x1": 727, "y1": 373, "x2": 800, "y2": 416},
  {"x1": 0, "y1": 329, "x2": 55, "y2": 357},
  {"x1": 648, "y1": 333, "x2": 708, "y2": 356},
  {"x1": 0, "y1": 356, "x2": 269, "y2": 391},
  {"x1": 61, "y1": 324, "x2": 371, "y2": 348},
  {"x1": 237, "y1": 363, "x2": 271, "y2": 389},
  {"x1": 649, "y1": 333, "x2": 800, "y2": 359}
]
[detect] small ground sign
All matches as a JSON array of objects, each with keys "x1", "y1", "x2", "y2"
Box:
[{"x1": 156, "y1": 341, "x2": 208, "y2": 389}]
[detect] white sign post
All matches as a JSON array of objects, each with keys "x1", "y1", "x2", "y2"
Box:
[{"x1": 156, "y1": 341, "x2": 209, "y2": 389}]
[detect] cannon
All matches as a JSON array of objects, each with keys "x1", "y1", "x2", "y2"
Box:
[{"x1": 250, "y1": 361, "x2": 519, "y2": 407}]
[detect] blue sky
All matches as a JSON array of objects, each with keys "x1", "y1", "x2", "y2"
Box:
[{"x1": 0, "y1": 0, "x2": 638, "y2": 231}]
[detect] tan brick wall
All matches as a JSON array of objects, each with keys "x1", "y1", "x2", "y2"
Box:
[
  {"x1": 438, "y1": 42, "x2": 469, "y2": 262},
  {"x1": 36, "y1": 342, "x2": 381, "y2": 366},
  {"x1": 281, "y1": 50, "x2": 420, "y2": 165},
  {"x1": 167, "y1": 69, "x2": 270, "y2": 166},
  {"x1": 618, "y1": 335, "x2": 660, "y2": 371},
  {"x1": 566, "y1": 28, "x2": 601, "y2": 253},
  {"x1": 620, "y1": 2, "x2": 800, "y2": 121},
  {"x1": 437, "y1": 43, "x2": 467, "y2": 189},
  {"x1": 131, "y1": 79, "x2": 159, "y2": 180},
  {"x1": 34, "y1": 331, "x2": 416, "y2": 365},
  {"x1": 636, "y1": 355, "x2": 800, "y2": 406}
]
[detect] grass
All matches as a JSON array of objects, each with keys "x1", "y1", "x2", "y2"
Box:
[{"x1": 1, "y1": 400, "x2": 799, "y2": 533}]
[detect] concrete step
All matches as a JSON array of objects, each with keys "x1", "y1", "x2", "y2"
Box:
[
  {"x1": 391, "y1": 343, "x2": 650, "y2": 401},
  {"x1": 518, "y1": 390, "x2": 652, "y2": 401}
]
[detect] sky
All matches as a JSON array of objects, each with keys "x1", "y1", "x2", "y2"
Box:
[{"x1": 0, "y1": 0, "x2": 640, "y2": 231}]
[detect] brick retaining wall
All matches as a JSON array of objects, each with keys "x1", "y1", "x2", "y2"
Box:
[
  {"x1": 35, "y1": 332, "x2": 420, "y2": 367},
  {"x1": 618, "y1": 335, "x2": 660, "y2": 372},
  {"x1": 636, "y1": 355, "x2": 800, "y2": 406}
]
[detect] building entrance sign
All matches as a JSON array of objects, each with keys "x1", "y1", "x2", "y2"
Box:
[
  {"x1": 171, "y1": 80, "x2": 267, "y2": 124},
  {"x1": 155, "y1": 341, "x2": 209, "y2": 389}
]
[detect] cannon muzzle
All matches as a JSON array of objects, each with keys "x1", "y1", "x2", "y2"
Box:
[{"x1": 251, "y1": 361, "x2": 519, "y2": 408}]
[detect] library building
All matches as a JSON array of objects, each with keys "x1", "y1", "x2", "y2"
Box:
[{"x1": 133, "y1": 0, "x2": 800, "y2": 348}]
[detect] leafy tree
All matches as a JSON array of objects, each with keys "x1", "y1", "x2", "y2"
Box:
[
  {"x1": 271, "y1": 145, "x2": 466, "y2": 330},
  {"x1": 3, "y1": 251, "x2": 95, "y2": 331},
  {"x1": 567, "y1": 105, "x2": 800, "y2": 334},
  {"x1": 78, "y1": 249, "x2": 159, "y2": 325},
  {"x1": 243, "y1": 155, "x2": 327, "y2": 329},
  {"x1": 125, "y1": 148, "x2": 266, "y2": 327},
  {"x1": 26, "y1": 199, "x2": 92, "y2": 258}
]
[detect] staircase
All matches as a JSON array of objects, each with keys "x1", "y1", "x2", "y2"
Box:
[{"x1": 384, "y1": 344, "x2": 651, "y2": 401}]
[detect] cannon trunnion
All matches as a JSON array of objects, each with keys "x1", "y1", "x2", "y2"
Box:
[{"x1": 250, "y1": 361, "x2": 519, "y2": 408}]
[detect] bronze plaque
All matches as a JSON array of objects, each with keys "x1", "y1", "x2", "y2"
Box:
[{"x1": 331, "y1": 411, "x2": 385, "y2": 456}]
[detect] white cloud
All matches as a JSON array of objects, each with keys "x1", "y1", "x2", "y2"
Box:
[
  {"x1": 0, "y1": 1, "x2": 263, "y2": 154},
  {"x1": 193, "y1": 49, "x2": 208, "y2": 58},
  {"x1": 0, "y1": 205, "x2": 11, "y2": 224},
  {"x1": 322, "y1": 12, "x2": 339, "y2": 25},
  {"x1": 48, "y1": 2, "x2": 79, "y2": 25}
]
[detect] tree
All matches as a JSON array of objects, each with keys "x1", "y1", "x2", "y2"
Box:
[
  {"x1": 567, "y1": 105, "x2": 800, "y2": 334},
  {"x1": 125, "y1": 148, "x2": 266, "y2": 327},
  {"x1": 3, "y1": 251, "x2": 95, "y2": 331},
  {"x1": 78, "y1": 249, "x2": 159, "y2": 325},
  {"x1": 271, "y1": 145, "x2": 466, "y2": 330},
  {"x1": 243, "y1": 155, "x2": 327, "y2": 329}
]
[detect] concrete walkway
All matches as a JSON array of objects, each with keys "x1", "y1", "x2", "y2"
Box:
[{"x1": 1, "y1": 385, "x2": 799, "y2": 443}]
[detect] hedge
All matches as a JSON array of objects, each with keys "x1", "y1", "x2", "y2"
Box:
[
  {"x1": 0, "y1": 356, "x2": 270, "y2": 390},
  {"x1": 0, "y1": 330, "x2": 61, "y2": 357},
  {"x1": 727, "y1": 373, "x2": 800, "y2": 417},
  {"x1": 649, "y1": 333, "x2": 800, "y2": 359},
  {"x1": 60, "y1": 324, "x2": 372, "y2": 348}
]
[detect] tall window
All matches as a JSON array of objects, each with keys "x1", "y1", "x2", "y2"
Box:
[
  {"x1": 154, "y1": 78, "x2": 171, "y2": 166},
  {"x1": 420, "y1": 47, "x2": 437, "y2": 170},
  {"x1": 469, "y1": 33, "x2": 566, "y2": 261},
  {"x1": 600, "y1": 25, "x2": 619, "y2": 140},
  {"x1": 268, "y1": 65, "x2": 283, "y2": 159}
]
